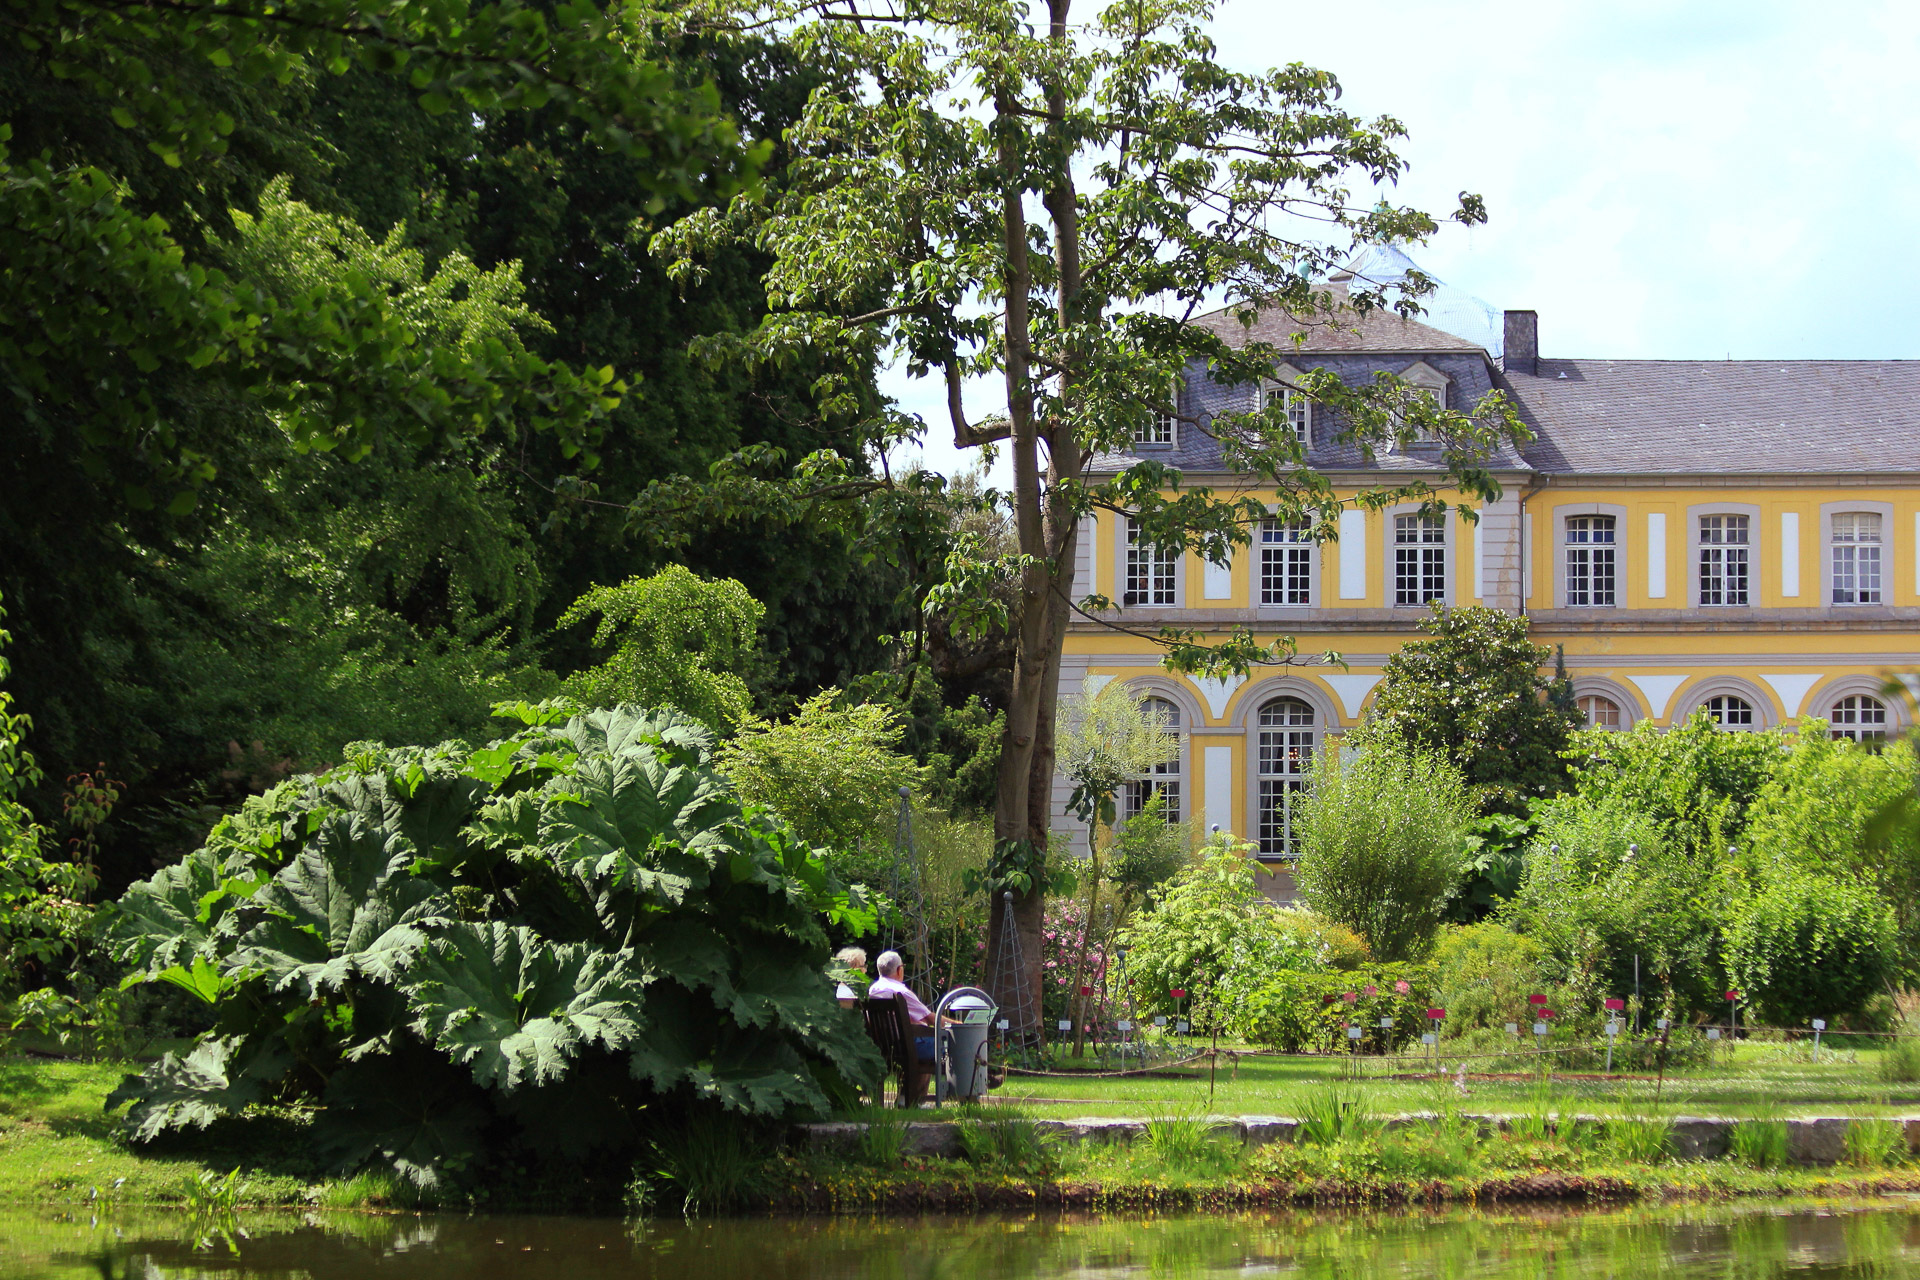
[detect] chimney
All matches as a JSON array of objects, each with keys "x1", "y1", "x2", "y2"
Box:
[{"x1": 1504, "y1": 310, "x2": 1538, "y2": 376}]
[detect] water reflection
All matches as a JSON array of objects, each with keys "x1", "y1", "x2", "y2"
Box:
[{"x1": 5, "y1": 1201, "x2": 1920, "y2": 1279}]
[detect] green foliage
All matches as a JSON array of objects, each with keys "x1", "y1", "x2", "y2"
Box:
[
  {"x1": 1846, "y1": 1117, "x2": 1907, "y2": 1168},
  {"x1": 0, "y1": 596, "x2": 94, "y2": 992},
  {"x1": 1881, "y1": 1018, "x2": 1920, "y2": 1084},
  {"x1": 1365, "y1": 605, "x2": 1581, "y2": 814},
  {"x1": 635, "y1": 1111, "x2": 779, "y2": 1217},
  {"x1": 1056, "y1": 684, "x2": 1178, "y2": 830},
  {"x1": 1722, "y1": 871, "x2": 1896, "y2": 1027},
  {"x1": 1295, "y1": 1087, "x2": 1382, "y2": 1146},
  {"x1": 1294, "y1": 733, "x2": 1475, "y2": 962},
  {"x1": 1107, "y1": 793, "x2": 1196, "y2": 907},
  {"x1": 1114, "y1": 840, "x2": 1302, "y2": 1029},
  {"x1": 1430, "y1": 922, "x2": 1550, "y2": 1034},
  {"x1": 1445, "y1": 812, "x2": 1534, "y2": 923},
  {"x1": 719, "y1": 691, "x2": 926, "y2": 867},
  {"x1": 1234, "y1": 965, "x2": 1436, "y2": 1054},
  {"x1": 561, "y1": 568, "x2": 765, "y2": 734},
  {"x1": 1503, "y1": 795, "x2": 1728, "y2": 1016},
  {"x1": 102, "y1": 704, "x2": 881, "y2": 1189},
  {"x1": 1601, "y1": 1114, "x2": 1672, "y2": 1165},
  {"x1": 955, "y1": 1106, "x2": 1056, "y2": 1175},
  {"x1": 1562, "y1": 714, "x2": 1786, "y2": 857},
  {"x1": 1743, "y1": 730, "x2": 1920, "y2": 976},
  {"x1": 1729, "y1": 1116, "x2": 1790, "y2": 1169}
]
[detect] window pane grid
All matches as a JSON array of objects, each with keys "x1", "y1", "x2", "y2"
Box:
[
  {"x1": 1831, "y1": 695, "x2": 1888, "y2": 742},
  {"x1": 1259, "y1": 519, "x2": 1311, "y2": 605},
  {"x1": 1832, "y1": 512, "x2": 1883, "y2": 604},
  {"x1": 1122, "y1": 698, "x2": 1182, "y2": 822},
  {"x1": 1703, "y1": 695, "x2": 1754, "y2": 728},
  {"x1": 1394, "y1": 515, "x2": 1446, "y2": 606},
  {"x1": 1577, "y1": 694, "x2": 1622, "y2": 730},
  {"x1": 1566, "y1": 515, "x2": 1617, "y2": 606},
  {"x1": 1255, "y1": 698, "x2": 1314, "y2": 858},
  {"x1": 1124, "y1": 519, "x2": 1177, "y2": 605},
  {"x1": 1699, "y1": 515, "x2": 1750, "y2": 606}
]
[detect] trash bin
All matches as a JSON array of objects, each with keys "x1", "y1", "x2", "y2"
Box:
[{"x1": 936, "y1": 990, "x2": 996, "y2": 1104}]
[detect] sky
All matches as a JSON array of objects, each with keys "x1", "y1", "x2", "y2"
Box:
[{"x1": 884, "y1": 0, "x2": 1920, "y2": 483}]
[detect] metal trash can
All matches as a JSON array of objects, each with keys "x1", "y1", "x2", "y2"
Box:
[{"x1": 935, "y1": 987, "x2": 997, "y2": 1104}]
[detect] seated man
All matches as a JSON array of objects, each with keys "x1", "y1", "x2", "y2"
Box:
[{"x1": 868, "y1": 949, "x2": 934, "y2": 1104}]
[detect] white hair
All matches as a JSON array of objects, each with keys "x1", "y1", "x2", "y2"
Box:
[
  {"x1": 833, "y1": 946, "x2": 868, "y2": 968},
  {"x1": 876, "y1": 950, "x2": 904, "y2": 976}
]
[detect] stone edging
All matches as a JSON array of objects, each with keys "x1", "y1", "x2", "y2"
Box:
[{"x1": 798, "y1": 1113, "x2": 1920, "y2": 1167}]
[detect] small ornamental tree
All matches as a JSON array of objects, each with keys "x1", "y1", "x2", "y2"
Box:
[
  {"x1": 1365, "y1": 605, "x2": 1580, "y2": 815},
  {"x1": 651, "y1": 0, "x2": 1527, "y2": 1024},
  {"x1": 1724, "y1": 871, "x2": 1896, "y2": 1028},
  {"x1": 101, "y1": 704, "x2": 880, "y2": 1189}
]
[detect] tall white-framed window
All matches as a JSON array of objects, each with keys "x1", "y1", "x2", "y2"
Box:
[
  {"x1": 1123, "y1": 518, "x2": 1177, "y2": 606},
  {"x1": 1701, "y1": 694, "x2": 1755, "y2": 729},
  {"x1": 1255, "y1": 697, "x2": 1315, "y2": 858},
  {"x1": 1259, "y1": 519, "x2": 1313, "y2": 606},
  {"x1": 1698, "y1": 515, "x2": 1751, "y2": 606},
  {"x1": 1831, "y1": 512, "x2": 1883, "y2": 604},
  {"x1": 1134, "y1": 399, "x2": 1176, "y2": 446},
  {"x1": 1577, "y1": 694, "x2": 1622, "y2": 730},
  {"x1": 1565, "y1": 515, "x2": 1617, "y2": 606},
  {"x1": 1122, "y1": 697, "x2": 1182, "y2": 822},
  {"x1": 1830, "y1": 695, "x2": 1889, "y2": 743},
  {"x1": 1261, "y1": 384, "x2": 1311, "y2": 444},
  {"x1": 1393, "y1": 514, "x2": 1447, "y2": 606}
]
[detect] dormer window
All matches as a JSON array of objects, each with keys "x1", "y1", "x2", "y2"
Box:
[
  {"x1": 1260, "y1": 380, "x2": 1311, "y2": 445},
  {"x1": 1134, "y1": 382, "x2": 1178, "y2": 446},
  {"x1": 1394, "y1": 360, "x2": 1451, "y2": 444}
]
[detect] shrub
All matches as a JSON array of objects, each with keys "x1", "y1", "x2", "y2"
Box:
[
  {"x1": 1561, "y1": 714, "x2": 1784, "y2": 856},
  {"x1": 1723, "y1": 871, "x2": 1897, "y2": 1028},
  {"x1": 1502, "y1": 795, "x2": 1727, "y2": 1016},
  {"x1": 1115, "y1": 839, "x2": 1323, "y2": 1029},
  {"x1": 1235, "y1": 964, "x2": 1436, "y2": 1054},
  {"x1": 1743, "y1": 730, "x2": 1920, "y2": 978},
  {"x1": 1847, "y1": 1118, "x2": 1906, "y2": 1169},
  {"x1": 1294, "y1": 733, "x2": 1474, "y2": 962},
  {"x1": 102, "y1": 704, "x2": 883, "y2": 1190},
  {"x1": 1730, "y1": 1117, "x2": 1789, "y2": 1169},
  {"x1": 1430, "y1": 922, "x2": 1549, "y2": 1034}
]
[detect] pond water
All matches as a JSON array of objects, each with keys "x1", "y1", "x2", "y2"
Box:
[{"x1": 4, "y1": 1200, "x2": 1920, "y2": 1279}]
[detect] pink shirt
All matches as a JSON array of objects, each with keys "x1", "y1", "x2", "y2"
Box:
[{"x1": 868, "y1": 975, "x2": 932, "y2": 1025}]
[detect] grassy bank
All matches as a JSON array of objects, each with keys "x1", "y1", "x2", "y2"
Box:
[{"x1": 7, "y1": 1053, "x2": 1920, "y2": 1217}]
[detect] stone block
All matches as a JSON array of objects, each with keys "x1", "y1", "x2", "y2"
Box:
[
  {"x1": 1668, "y1": 1116, "x2": 1732, "y2": 1161},
  {"x1": 1787, "y1": 1118, "x2": 1849, "y2": 1166},
  {"x1": 902, "y1": 1122, "x2": 964, "y2": 1158},
  {"x1": 1034, "y1": 1117, "x2": 1146, "y2": 1146},
  {"x1": 1901, "y1": 1117, "x2": 1920, "y2": 1153},
  {"x1": 1239, "y1": 1116, "x2": 1298, "y2": 1147},
  {"x1": 799, "y1": 1122, "x2": 864, "y2": 1155}
]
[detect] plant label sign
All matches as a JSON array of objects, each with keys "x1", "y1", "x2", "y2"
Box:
[
  {"x1": 1812, "y1": 1019, "x2": 1826, "y2": 1031},
  {"x1": 1656, "y1": 1018, "x2": 1670, "y2": 1030},
  {"x1": 1154, "y1": 1016, "x2": 1167, "y2": 1027},
  {"x1": 1505, "y1": 1022, "x2": 1519, "y2": 1036},
  {"x1": 1421, "y1": 1033, "x2": 1437, "y2": 1046},
  {"x1": 997, "y1": 1019, "x2": 1010, "y2": 1031},
  {"x1": 1347, "y1": 1025, "x2": 1363, "y2": 1041},
  {"x1": 1605, "y1": 1021, "x2": 1620, "y2": 1037},
  {"x1": 1604, "y1": 998, "x2": 1625, "y2": 1012},
  {"x1": 1707, "y1": 1028, "x2": 1721, "y2": 1040},
  {"x1": 1379, "y1": 1017, "x2": 1393, "y2": 1028},
  {"x1": 1058, "y1": 1020, "x2": 1072, "y2": 1033},
  {"x1": 1117, "y1": 1020, "x2": 1132, "y2": 1032},
  {"x1": 1533, "y1": 1022, "x2": 1549, "y2": 1037},
  {"x1": 1176, "y1": 1020, "x2": 1189, "y2": 1033}
]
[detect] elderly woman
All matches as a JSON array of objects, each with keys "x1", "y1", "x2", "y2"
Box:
[{"x1": 833, "y1": 946, "x2": 868, "y2": 1009}]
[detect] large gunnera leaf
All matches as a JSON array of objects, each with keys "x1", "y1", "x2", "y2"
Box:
[
  {"x1": 227, "y1": 810, "x2": 444, "y2": 997},
  {"x1": 556, "y1": 705, "x2": 715, "y2": 766},
  {"x1": 318, "y1": 1046, "x2": 493, "y2": 1189},
  {"x1": 405, "y1": 922, "x2": 650, "y2": 1091},
  {"x1": 532, "y1": 751, "x2": 738, "y2": 893},
  {"x1": 102, "y1": 847, "x2": 245, "y2": 974},
  {"x1": 106, "y1": 1036, "x2": 288, "y2": 1141}
]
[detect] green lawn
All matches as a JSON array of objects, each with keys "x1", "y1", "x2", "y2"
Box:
[{"x1": 991, "y1": 1040, "x2": 1917, "y2": 1118}]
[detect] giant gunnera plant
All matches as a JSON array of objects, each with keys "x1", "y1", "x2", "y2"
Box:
[{"x1": 102, "y1": 703, "x2": 881, "y2": 1188}]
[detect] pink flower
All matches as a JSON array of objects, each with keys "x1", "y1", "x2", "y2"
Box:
[
  {"x1": 1363, "y1": 985, "x2": 1378, "y2": 997},
  {"x1": 1394, "y1": 981, "x2": 1410, "y2": 995}
]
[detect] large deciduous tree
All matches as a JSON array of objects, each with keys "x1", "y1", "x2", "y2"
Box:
[{"x1": 654, "y1": 0, "x2": 1525, "y2": 1030}]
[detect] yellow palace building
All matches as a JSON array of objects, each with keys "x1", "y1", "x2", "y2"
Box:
[{"x1": 1059, "y1": 252, "x2": 1920, "y2": 872}]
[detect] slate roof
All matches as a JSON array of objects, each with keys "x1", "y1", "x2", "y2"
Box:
[
  {"x1": 1507, "y1": 359, "x2": 1920, "y2": 475},
  {"x1": 1189, "y1": 288, "x2": 1486, "y2": 356}
]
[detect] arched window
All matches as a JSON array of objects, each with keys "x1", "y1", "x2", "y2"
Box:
[
  {"x1": 1701, "y1": 695, "x2": 1755, "y2": 729},
  {"x1": 1255, "y1": 697, "x2": 1316, "y2": 858},
  {"x1": 1123, "y1": 698, "x2": 1181, "y2": 822},
  {"x1": 1830, "y1": 695, "x2": 1889, "y2": 743},
  {"x1": 1577, "y1": 694, "x2": 1622, "y2": 730}
]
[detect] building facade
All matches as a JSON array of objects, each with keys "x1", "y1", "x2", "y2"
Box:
[{"x1": 1058, "y1": 261, "x2": 1920, "y2": 873}]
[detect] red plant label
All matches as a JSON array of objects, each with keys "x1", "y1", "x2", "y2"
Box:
[
  {"x1": 1169, "y1": 988, "x2": 1187, "y2": 999},
  {"x1": 1528, "y1": 993, "x2": 1547, "y2": 1005},
  {"x1": 1427, "y1": 1007, "x2": 1445, "y2": 1020},
  {"x1": 1604, "y1": 998, "x2": 1625, "y2": 1011}
]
